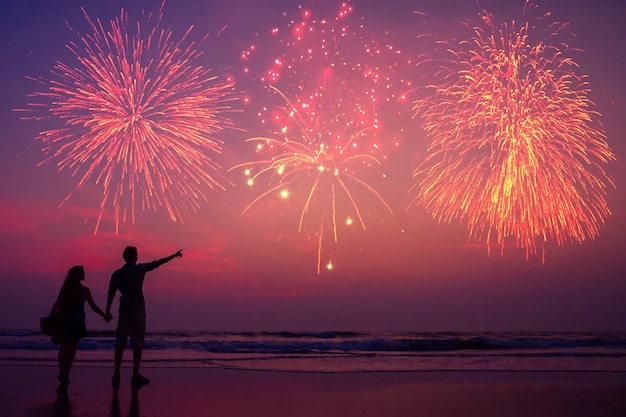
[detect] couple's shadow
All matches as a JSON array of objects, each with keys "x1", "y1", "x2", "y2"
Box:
[
  {"x1": 52, "y1": 390, "x2": 71, "y2": 417},
  {"x1": 52, "y1": 384, "x2": 140, "y2": 417},
  {"x1": 111, "y1": 386, "x2": 140, "y2": 417}
]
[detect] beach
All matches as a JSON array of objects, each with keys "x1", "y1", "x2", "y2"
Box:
[{"x1": 3, "y1": 365, "x2": 626, "y2": 417}]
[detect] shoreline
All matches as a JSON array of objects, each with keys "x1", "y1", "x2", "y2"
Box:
[
  {"x1": 6, "y1": 361, "x2": 626, "y2": 373},
  {"x1": 2, "y1": 365, "x2": 625, "y2": 417}
]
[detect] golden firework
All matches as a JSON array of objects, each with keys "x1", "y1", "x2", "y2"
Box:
[{"x1": 410, "y1": 2, "x2": 615, "y2": 258}]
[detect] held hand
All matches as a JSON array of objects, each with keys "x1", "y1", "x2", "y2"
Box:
[{"x1": 103, "y1": 312, "x2": 113, "y2": 323}]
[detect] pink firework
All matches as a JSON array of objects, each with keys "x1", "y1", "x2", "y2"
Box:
[
  {"x1": 19, "y1": 3, "x2": 237, "y2": 232},
  {"x1": 240, "y1": 1, "x2": 411, "y2": 161},
  {"x1": 234, "y1": 1, "x2": 409, "y2": 272},
  {"x1": 233, "y1": 86, "x2": 393, "y2": 274}
]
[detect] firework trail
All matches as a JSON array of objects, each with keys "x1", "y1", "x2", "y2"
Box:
[
  {"x1": 19, "y1": 3, "x2": 237, "y2": 232},
  {"x1": 410, "y1": 1, "x2": 615, "y2": 258},
  {"x1": 233, "y1": 87, "x2": 393, "y2": 274},
  {"x1": 234, "y1": 2, "x2": 408, "y2": 273}
]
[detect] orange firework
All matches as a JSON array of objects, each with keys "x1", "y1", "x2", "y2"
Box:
[
  {"x1": 232, "y1": 87, "x2": 392, "y2": 274},
  {"x1": 19, "y1": 4, "x2": 237, "y2": 232},
  {"x1": 410, "y1": 2, "x2": 615, "y2": 258}
]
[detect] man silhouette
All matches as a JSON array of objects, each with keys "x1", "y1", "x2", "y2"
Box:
[{"x1": 106, "y1": 246, "x2": 182, "y2": 388}]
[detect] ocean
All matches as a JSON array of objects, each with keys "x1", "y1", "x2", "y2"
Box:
[{"x1": 1, "y1": 330, "x2": 625, "y2": 373}]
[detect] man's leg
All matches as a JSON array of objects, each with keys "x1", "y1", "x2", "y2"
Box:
[
  {"x1": 114, "y1": 345, "x2": 124, "y2": 376},
  {"x1": 132, "y1": 346, "x2": 143, "y2": 377},
  {"x1": 130, "y1": 346, "x2": 149, "y2": 387},
  {"x1": 113, "y1": 313, "x2": 130, "y2": 386},
  {"x1": 130, "y1": 306, "x2": 149, "y2": 387}
]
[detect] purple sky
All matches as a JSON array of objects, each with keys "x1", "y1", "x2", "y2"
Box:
[{"x1": 0, "y1": 0, "x2": 625, "y2": 332}]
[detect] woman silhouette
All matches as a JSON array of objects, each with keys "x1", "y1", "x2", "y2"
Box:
[{"x1": 49, "y1": 265, "x2": 111, "y2": 392}]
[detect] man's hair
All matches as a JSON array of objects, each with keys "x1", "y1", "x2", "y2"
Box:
[{"x1": 123, "y1": 246, "x2": 138, "y2": 262}]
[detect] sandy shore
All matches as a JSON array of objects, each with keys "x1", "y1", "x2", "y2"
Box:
[{"x1": 2, "y1": 365, "x2": 625, "y2": 417}]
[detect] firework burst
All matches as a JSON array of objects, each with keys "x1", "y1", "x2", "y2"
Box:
[
  {"x1": 233, "y1": 87, "x2": 392, "y2": 274},
  {"x1": 410, "y1": 1, "x2": 615, "y2": 258},
  {"x1": 239, "y1": 1, "x2": 412, "y2": 158},
  {"x1": 19, "y1": 3, "x2": 237, "y2": 232},
  {"x1": 233, "y1": 2, "x2": 410, "y2": 272}
]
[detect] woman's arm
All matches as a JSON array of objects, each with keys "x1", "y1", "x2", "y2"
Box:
[{"x1": 84, "y1": 287, "x2": 111, "y2": 321}]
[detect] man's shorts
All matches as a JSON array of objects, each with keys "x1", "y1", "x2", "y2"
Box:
[{"x1": 116, "y1": 305, "x2": 146, "y2": 349}]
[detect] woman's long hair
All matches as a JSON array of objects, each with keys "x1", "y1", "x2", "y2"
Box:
[{"x1": 58, "y1": 265, "x2": 84, "y2": 301}]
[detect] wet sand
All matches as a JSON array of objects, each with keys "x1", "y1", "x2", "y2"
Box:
[{"x1": 2, "y1": 365, "x2": 626, "y2": 417}]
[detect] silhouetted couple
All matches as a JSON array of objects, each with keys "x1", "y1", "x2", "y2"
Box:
[{"x1": 48, "y1": 247, "x2": 182, "y2": 393}]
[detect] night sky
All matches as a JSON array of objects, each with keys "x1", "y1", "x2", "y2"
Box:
[{"x1": 1, "y1": 0, "x2": 625, "y2": 332}]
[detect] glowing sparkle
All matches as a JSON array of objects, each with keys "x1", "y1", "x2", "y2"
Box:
[
  {"x1": 410, "y1": 2, "x2": 615, "y2": 258},
  {"x1": 232, "y1": 87, "x2": 393, "y2": 274},
  {"x1": 234, "y1": 2, "x2": 409, "y2": 273},
  {"x1": 19, "y1": 4, "x2": 236, "y2": 232}
]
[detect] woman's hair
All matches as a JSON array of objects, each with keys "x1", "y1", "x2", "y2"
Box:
[{"x1": 60, "y1": 265, "x2": 84, "y2": 294}]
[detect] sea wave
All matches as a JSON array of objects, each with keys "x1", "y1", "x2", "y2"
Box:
[
  {"x1": 2, "y1": 330, "x2": 626, "y2": 372},
  {"x1": 3, "y1": 330, "x2": 626, "y2": 353}
]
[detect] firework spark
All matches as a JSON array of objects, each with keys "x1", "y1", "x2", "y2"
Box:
[
  {"x1": 19, "y1": 4, "x2": 237, "y2": 232},
  {"x1": 410, "y1": 2, "x2": 615, "y2": 258},
  {"x1": 234, "y1": 2, "x2": 408, "y2": 272},
  {"x1": 233, "y1": 87, "x2": 392, "y2": 274},
  {"x1": 240, "y1": 1, "x2": 411, "y2": 160}
]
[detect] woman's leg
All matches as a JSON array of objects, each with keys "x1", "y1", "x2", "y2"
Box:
[
  {"x1": 58, "y1": 339, "x2": 80, "y2": 382},
  {"x1": 65, "y1": 338, "x2": 79, "y2": 378},
  {"x1": 58, "y1": 341, "x2": 68, "y2": 380}
]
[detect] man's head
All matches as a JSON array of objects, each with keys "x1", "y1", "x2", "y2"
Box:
[{"x1": 123, "y1": 246, "x2": 138, "y2": 263}]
